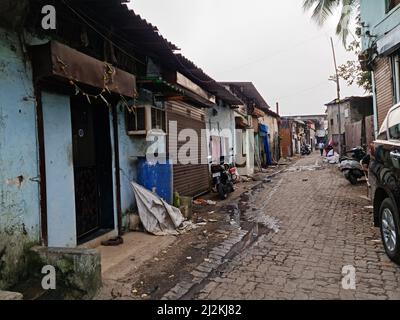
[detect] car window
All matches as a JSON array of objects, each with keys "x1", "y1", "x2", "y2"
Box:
[
  {"x1": 388, "y1": 106, "x2": 400, "y2": 140},
  {"x1": 378, "y1": 114, "x2": 388, "y2": 140}
]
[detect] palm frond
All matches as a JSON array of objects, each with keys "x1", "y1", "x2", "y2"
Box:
[{"x1": 303, "y1": 0, "x2": 340, "y2": 26}]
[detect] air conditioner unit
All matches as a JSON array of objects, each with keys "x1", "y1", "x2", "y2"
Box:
[{"x1": 126, "y1": 103, "x2": 166, "y2": 136}]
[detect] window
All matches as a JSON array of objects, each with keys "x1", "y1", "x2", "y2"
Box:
[
  {"x1": 392, "y1": 52, "x2": 400, "y2": 103},
  {"x1": 387, "y1": 0, "x2": 400, "y2": 12},
  {"x1": 330, "y1": 119, "x2": 334, "y2": 126},
  {"x1": 151, "y1": 107, "x2": 166, "y2": 131},
  {"x1": 126, "y1": 106, "x2": 146, "y2": 132},
  {"x1": 126, "y1": 104, "x2": 166, "y2": 135},
  {"x1": 388, "y1": 106, "x2": 400, "y2": 140}
]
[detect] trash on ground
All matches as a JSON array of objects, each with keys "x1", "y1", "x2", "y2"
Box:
[
  {"x1": 208, "y1": 219, "x2": 218, "y2": 223},
  {"x1": 130, "y1": 182, "x2": 185, "y2": 236},
  {"x1": 186, "y1": 256, "x2": 192, "y2": 260},
  {"x1": 193, "y1": 199, "x2": 208, "y2": 205},
  {"x1": 101, "y1": 236, "x2": 124, "y2": 246}
]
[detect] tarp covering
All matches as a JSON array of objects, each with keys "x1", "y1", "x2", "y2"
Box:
[{"x1": 131, "y1": 182, "x2": 185, "y2": 236}]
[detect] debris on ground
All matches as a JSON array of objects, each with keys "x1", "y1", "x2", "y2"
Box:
[
  {"x1": 101, "y1": 236, "x2": 124, "y2": 246},
  {"x1": 131, "y1": 182, "x2": 185, "y2": 236},
  {"x1": 193, "y1": 199, "x2": 208, "y2": 206}
]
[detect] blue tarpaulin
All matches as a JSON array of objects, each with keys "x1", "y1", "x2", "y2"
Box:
[{"x1": 259, "y1": 124, "x2": 272, "y2": 166}]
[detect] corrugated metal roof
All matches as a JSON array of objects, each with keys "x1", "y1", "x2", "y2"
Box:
[
  {"x1": 173, "y1": 54, "x2": 244, "y2": 106},
  {"x1": 220, "y1": 82, "x2": 270, "y2": 110},
  {"x1": 59, "y1": 0, "x2": 243, "y2": 107}
]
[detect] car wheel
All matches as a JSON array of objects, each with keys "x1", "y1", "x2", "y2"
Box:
[{"x1": 379, "y1": 198, "x2": 400, "y2": 265}]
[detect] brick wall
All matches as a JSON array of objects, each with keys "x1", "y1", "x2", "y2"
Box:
[
  {"x1": 374, "y1": 57, "x2": 394, "y2": 128},
  {"x1": 279, "y1": 126, "x2": 292, "y2": 158}
]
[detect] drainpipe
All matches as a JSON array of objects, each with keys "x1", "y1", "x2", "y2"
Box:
[{"x1": 371, "y1": 71, "x2": 379, "y2": 138}]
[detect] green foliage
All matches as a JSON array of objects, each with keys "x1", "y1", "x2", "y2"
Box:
[
  {"x1": 336, "y1": 40, "x2": 372, "y2": 93},
  {"x1": 303, "y1": 0, "x2": 360, "y2": 46}
]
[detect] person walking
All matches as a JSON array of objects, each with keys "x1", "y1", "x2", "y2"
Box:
[{"x1": 318, "y1": 142, "x2": 325, "y2": 157}]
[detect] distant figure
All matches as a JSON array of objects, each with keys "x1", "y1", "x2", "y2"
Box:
[{"x1": 318, "y1": 142, "x2": 325, "y2": 156}]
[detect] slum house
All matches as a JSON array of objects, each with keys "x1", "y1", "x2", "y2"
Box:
[
  {"x1": 279, "y1": 118, "x2": 308, "y2": 158},
  {"x1": 283, "y1": 115, "x2": 328, "y2": 149},
  {"x1": 162, "y1": 55, "x2": 242, "y2": 198},
  {"x1": 0, "y1": 0, "x2": 240, "y2": 293},
  {"x1": 258, "y1": 106, "x2": 281, "y2": 166},
  {"x1": 360, "y1": 0, "x2": 400, "y2": 133},
  {"x1": 220, "y1": 82, "x2": 274, "y2": 173},
  {"x1": 325, "y1": 96, "x2": 374, "y2": 153}
]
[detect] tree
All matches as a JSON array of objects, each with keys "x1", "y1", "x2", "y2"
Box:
[
  {"x1": 303, "y1": 0, "x2": 359, "y2": 46},
  {"x1": 335, "y1": 40, "x2": 372, "y2": 93},
  {"x1": 303, "y1": 1, "x2": 371, "y2": 92}
]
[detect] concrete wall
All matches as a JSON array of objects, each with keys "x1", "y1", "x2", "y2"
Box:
[
  {"x1": 260, "y1": 115, "x2": 280, "y2": 162},
  {"x1": 42, "y1": 92, "x2": 77, "y2": 247},
  {"x1": 327, "y1": 102, "x2": 350, "y2": 138},
  {"x1": 0, "y1": 28, "x2": 40, "y2": 289},
  {"x1": 116, "y1": 96, "x2": 167, "y2": 228},
  {"x1": 361, "y1": 0, "x2": 400, "y2": 50},
  {"x1": 205, "y1": 102, "x2": 236, "y2": 165}
]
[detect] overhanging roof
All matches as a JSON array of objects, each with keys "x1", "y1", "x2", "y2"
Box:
[
  {"x1": 220, "y1": 82, "x2": 270, "y2": 110},
  {"x1": 173, "y1": 55, "x2": 244, "y2": 106}
]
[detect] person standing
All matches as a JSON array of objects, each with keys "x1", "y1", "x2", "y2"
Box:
[{"x1": 318, "y1": 142, "x2": 325, "y2": 156}]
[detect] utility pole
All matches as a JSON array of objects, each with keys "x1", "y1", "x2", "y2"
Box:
[{"x1": 330, "y1": 37, "x2": 342, "y2": 155}]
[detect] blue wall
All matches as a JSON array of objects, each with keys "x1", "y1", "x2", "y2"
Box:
[
  {"x1": 42, "y1": 92, "x2": 77, "y2": 247},
  {"x1": 0, "y1": 28, "x2": 40, "y2": 288},
  {"x1": 361, "y1": 0, "x2": 400, "y2": 50}
]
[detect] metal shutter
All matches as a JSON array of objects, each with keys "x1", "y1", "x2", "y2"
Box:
[{"x1": 166, "y1": 101, "x2": 210, "y2": 197}]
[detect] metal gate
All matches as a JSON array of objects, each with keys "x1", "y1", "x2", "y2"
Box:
[{"x1": 166, "y1": 101, "x2": 210, "y2": 197}]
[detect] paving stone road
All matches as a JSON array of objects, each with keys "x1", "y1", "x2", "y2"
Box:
[{"x1": 193, "y1": 153, "x2": 400, "y2": 300}]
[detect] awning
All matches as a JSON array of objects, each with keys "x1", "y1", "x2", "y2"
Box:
[
  {"x1": 252, "y1": 107, "x2": 265, "y2": 118},
  {"x1": 377, "y1": 24, "x2": 400, "y2": 56},
  {"x1": 30, "y1": 41, "x2": 137, "y2": 98},
  {"x1": 138, "y1": 76, "x2": 185, "y2": 98},
  {"x1": 235, "y1": 117, "x2": 251, "y2": 130}
]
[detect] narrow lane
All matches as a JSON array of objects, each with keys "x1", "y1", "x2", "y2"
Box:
[{"x1": 193, "y1": 153, "x2": 400, "y2": 300}]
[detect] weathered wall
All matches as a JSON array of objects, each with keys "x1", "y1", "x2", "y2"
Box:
[
  {"x1": 42, "y1": 92, "x2": 77, "y2": 247},
  {"x1": 327, "y1": 102, "x2": 350, "y2": 138},
  {"x1": 375, "y1": 57, "x2": 394, "y2": 127},
  {"x1": 279, "y1": 120, "x2": 292, "y2": 158},
  {"x1": 0, "y1": 28, "x2": 40, "y2": 289},
  {"x1": 205, "y1": 103, "x2": 236, "y2": 165},
  {"x1": 361, "y1": 0, "x2": 400, "y2": 50},
  {"x1": 260, "y1": 115, "x2": 280, "y2": 162},
  {"x1": 116, "y1": 97, "x2": 167, "y2": 228}
]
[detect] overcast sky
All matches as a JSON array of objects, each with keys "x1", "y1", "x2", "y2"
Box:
[{"x1": 130, "y1": 0, "x2": 365, "y2": 116}]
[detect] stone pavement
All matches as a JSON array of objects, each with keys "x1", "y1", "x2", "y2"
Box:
[{"x1": 192, "y1": 153, "x2": 400, "y2": 300}]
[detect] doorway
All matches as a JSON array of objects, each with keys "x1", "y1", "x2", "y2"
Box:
[{"x1": 71, "y1": 96, "x2": 115, "y2": 242}]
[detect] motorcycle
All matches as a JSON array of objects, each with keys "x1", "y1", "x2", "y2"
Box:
[
  {"x1": 301, "y1": 144, "x2": 311, "y2": 156},
  {"x1": 211, "y1": 160, "x2": 235, "y2": 200},
  {"x1": 339, "y1": 147, "x2": 367, "y2": 185},
  {"x1": 339, "y1": 147, "x2": 366, "y2": 163}
]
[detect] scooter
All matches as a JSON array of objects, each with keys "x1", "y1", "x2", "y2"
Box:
[
  {"x1": 339, "y1": 147, "x2": 367, "y2": 185},
  {"x1": 340, "y1": 159, "x2": 365, "y2": 185},
  {"x1": 339, "y1": 147, "x2": 366, "y2": 163},
  {"x1": 211, "y1": 159, "x2": 235, "y2": 200},
  {"x1": 301, "y1": 144, "x2": 311, "y2": 156}
]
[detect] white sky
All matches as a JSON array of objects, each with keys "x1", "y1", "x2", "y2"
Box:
[{"x1": 130, "y1": 0, "x2": 365, "y2": 116}]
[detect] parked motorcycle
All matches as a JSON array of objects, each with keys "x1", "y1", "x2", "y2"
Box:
[
  {"x1": 301, "y1": 144, "x2": 311, "y2": 156},
  {"x1": 339, "y1": 147, "x2": 367, "y2": 185},
  {"x1": 339, "y1": 147, "x2": 366, "y2": 163},
  {"x1": 211, "y1": 160, "x2": 235, "y2": 200}
]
